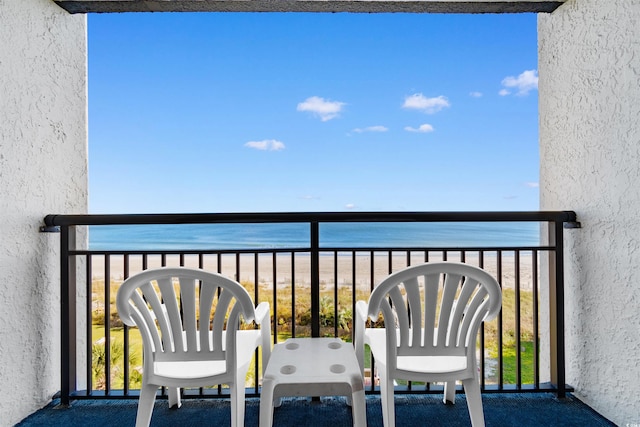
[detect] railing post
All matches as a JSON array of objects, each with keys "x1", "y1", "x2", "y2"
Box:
[
  {"x1": 548, "y1": 220, "x2": 566, "y2": 398},
  {"x1": 59, "y1": 225, "x2": 77, "y2": 406},
  {"x1": 310, "y1": 221, "x2": 320, "y2": 338}
]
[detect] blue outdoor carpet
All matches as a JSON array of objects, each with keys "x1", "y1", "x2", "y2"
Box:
[{"x1": 17, "y1": 393, "x2": 614, "y2": 427}]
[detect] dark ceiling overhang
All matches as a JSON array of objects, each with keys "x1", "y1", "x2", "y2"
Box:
[{"x1": 54, "y1": 0, "x2": 566, "y2": 14}]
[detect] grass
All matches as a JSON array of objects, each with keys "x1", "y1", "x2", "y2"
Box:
[{"x1": 491, "y1": 340, "x2": 536, "y2": 385}]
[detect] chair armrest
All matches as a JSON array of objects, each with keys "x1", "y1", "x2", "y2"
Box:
[
  {"x1": 255, "y1": 302, "x2": 272, "y2": 373},
  {"x1": 354, "y1": 300, "x2": 369, "y2": 376},
  {"x1": 255, "y1": 302, "x2": 270, "y2": 326},
  {"x1": 356, "y1": 300, "x2": 368, "y2": 322}
]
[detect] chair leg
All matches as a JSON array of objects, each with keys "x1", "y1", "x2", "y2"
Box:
[
  {"x1": 462, "y1": 378, "x2": 485, "y2": 427},
  {"x1": 136, "y1": 383, "x2": 158, "y2": 427},
  {"x1": 231, "y1": 372, "x2": 248, "y2": 427},
  {"x1": 443, "y1": 380, "x2": 456, "y2": 404},
  {"x1": 168, "y1": 387, "x2": 182, "y2": 409},
  {"x1": 379, "y1": 370, "x2": 395, "y2": 427}
]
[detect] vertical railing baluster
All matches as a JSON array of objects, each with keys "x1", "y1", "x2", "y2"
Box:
[
  {"x1": 291, "y1": 252, "x2": 296, "y2": 339},
  {"x1": 333, "y1": 251, "x2": 339, "y2": 338},
  {"x1": 272, "y1": 252, "x2": 277, "y2": 339},
  {"x1": 497, "y1": 250, "x2": 503, "y2": 390},
  {"x1": 366, "y1": 250, "x2": 375, "y2": 392},
  {"x1": 123, "y1": 254, "x2": 130, "y2": 396},
  {"x1": 236, "y1": 252, "x2": 242, "y2": 289},
  {"x1": 310, "y1": 221, "x2": 320, "y2": 338},
  {"x1": 104, "y1": 255, "x2": 111, "y2": 394},
  {"x1": 364, "y1": 251, "x2": 376, "y2": 293},
  {"x1": 85, "y1": 254, "x2": 92, "y2": 396},
  {"x1": 350, "y1": 251, "x2": 356, "y2": 344},
  {"x1": 479, "y1": 250, "x2": 486, "y2": 391},
  {"x1": 270, "y1": 254, "x2": 278, "y2": 343},
  {"x1": 532, "y1": 250, "x2": 540, "y2": 389},
  {"x1": 515, "y1": 250, "x2": 522, "y2": 389},
  {"x1": 217, "y1": 253, "x2": 224, "y2": 396}
]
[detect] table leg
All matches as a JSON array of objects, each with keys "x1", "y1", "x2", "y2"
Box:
[
  {"x1": 351, "y1": 389, "x2": 367, "y2": 427},
  {"x1": 259, "y1": 380, "x2": 275, "y2": 427}
]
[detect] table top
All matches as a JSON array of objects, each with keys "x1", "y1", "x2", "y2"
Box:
[{"x1": 264, "y1": 337, "x2": 363, "y2": 386}]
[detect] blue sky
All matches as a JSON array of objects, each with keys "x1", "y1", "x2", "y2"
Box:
[{"x1": 88, "y1": 12, "x2": 539, "y2": 214}]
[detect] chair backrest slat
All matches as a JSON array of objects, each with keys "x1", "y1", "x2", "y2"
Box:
[
  {"x1": 461, "y1": 286, "x2": 490, "y2": 346},
  {"x1": 156, "y1": 276, "x2": 184, "y2": 354},
  {"x1": 447, "y1": 276, "x2": 476, "y2": 346},
  {"x1": 436, "y1": 272, "x2": 460, "y2": 347},
  {"x1": 422, "y1": 273, "x2": 438, "y2": 348},
  {"x1": 179, "y1": 277, "x2": 198, "y2": 352},
  {"x1": 403, "y1": 277, "x2": 422, "y2": 347},
  {"x1": 139, "y1": 281, "x2": 176, "y2": 353},
  {"x1": 130, "y1": 290, "x2": 163, "y2": 353},
  {"x1": 198, "y1": 282, "x2": 217, "y2": 352},
  {"x1": 212, "y1": 289, "x2": 234, "y2": 352},
  {"x1": 388, "y1": 285, "x2": 410, "y2": 345}
]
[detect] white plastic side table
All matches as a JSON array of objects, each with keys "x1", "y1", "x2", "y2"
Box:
[{"x1": 259, "y1": 337, "x2": 366, "y2": 427}]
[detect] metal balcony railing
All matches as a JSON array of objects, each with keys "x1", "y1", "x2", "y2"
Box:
[{"x1": 43, "y1": 211, "x2": 579, "y2": 406}]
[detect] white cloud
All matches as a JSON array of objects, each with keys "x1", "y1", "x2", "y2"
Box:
[
  {"x1": 525, "y1": 182, "x2": 539, "y2": 188},
  {"x1": 244, "y1": 139, "x2": 285, "y2": 151},
  {"x1": 404, "y1": 124, "x2": 434, "y2": 133},
  {"x1": 297, "y1": 96, "x2": 346, "y2": 121},
  {"x1": 345, "y1": 203, "x2": 356, "y2": 210},
  {"x1": 469, "y1": 91, "x2": 483, "y2": 98},
  {"x1": 499, "y1": 89, "x2": 511, "y2": 97},
  {"x1": 501, "y1": 69, "x2": 539, "y2": 96},
  {"x1": 352, "y1": 125, "x2": 389, "y2": 133},
  {"x1": 402, "y1": 93, "x2": 450, "y2": 114}
]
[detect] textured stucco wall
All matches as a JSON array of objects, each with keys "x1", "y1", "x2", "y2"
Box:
[
  {"x1": 539, "y1": 0, "x2": 640, "y2": 424},
  {"x1": 0, "y1": 0, "x2": 87, "y2": 424}
]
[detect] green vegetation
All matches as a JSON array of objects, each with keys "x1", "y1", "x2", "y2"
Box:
[
  {"x1": 493, "y1": 341, "x2": 536, "y2": 385},
  {"x1": 92, "y1": 325, "x2": 143, "y2": 389}
]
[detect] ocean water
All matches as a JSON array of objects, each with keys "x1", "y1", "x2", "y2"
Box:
[{"x1": 88, "y1": 222, "x2": 541, "y2": 250}]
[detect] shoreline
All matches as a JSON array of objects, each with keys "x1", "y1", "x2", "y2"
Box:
[{"x1": 89, "y1": 251, "x2": 537, "y2": 290}]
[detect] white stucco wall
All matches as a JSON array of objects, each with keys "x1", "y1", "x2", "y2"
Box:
[
  {"x1": 0, "y1": 0, "x2": 87, "y2": 424},
  {"x1": 539, "y1": 0, "x2": 640, "y2": 425}
]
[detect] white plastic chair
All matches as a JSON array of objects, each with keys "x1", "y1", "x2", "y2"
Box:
[
  {"x1": 355, "y1": 262, "x2": 502, "y2": 427},
  {"x1": 116, "y1": 267, "x2": 272, "y2": 427}
]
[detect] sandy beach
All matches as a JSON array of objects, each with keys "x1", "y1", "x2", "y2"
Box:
[{"x1": 88, "y1": 250, "x2": 537, "y2": 290}]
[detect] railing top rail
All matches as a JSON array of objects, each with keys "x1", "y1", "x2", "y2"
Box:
[{"x1": 44, "y1": 211, "x2": 578, "y2": 227}]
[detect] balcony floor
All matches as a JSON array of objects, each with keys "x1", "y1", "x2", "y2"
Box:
[{"x1": 19, "y1": 392, "x2": 613, "y2": 426}]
